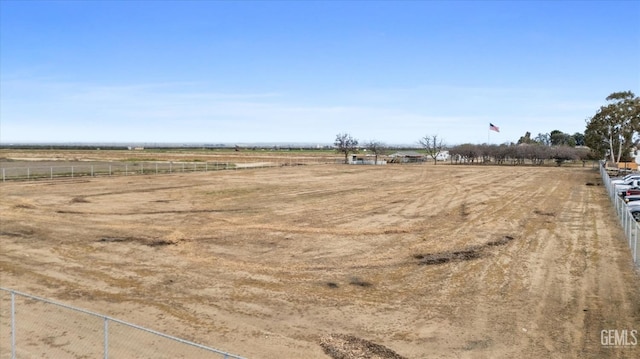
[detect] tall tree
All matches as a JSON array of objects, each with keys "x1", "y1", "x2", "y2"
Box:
[
  {"x1": 334, "y1": 133, "x2": 359, "y2": 164},
  {"x1": 419, "y1": 134, "x2": 445, "y2": 165},
  {"x1": 550, "y1": 130, "x2": 576, "y2": 147},
  {"x1": 535, "y1": 133, "x2": 551, "y2": 146},
  {"x1": 585, "y1": 91, "x2": 640, "y2": 163},
  {"x1": 572, "y1": 132, "x2": 585, "y2": 146},
  {"x1": 517, "y1": 132, "x2": 533, "y2": 144}
]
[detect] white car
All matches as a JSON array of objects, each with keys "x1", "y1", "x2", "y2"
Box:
[
  {"x1": 628, "y1": 205, "x2": 640, "y2": 221},
  {"x1": 611, "y1": 174, "x2": 640, "y2": 185},
  {"x1": 624, "y1": 200, "x2": 640, "y2": 221},
  {"x1": 613, "y1": 179, "x2": 640, "y2": 196}
]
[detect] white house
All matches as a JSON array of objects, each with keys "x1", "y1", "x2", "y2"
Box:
[{"x1": 435, "y1": 150, "x2": 450, "y2": 161}]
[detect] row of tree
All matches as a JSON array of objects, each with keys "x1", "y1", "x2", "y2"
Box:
[
  {"x1": 517, "y1": 130, "x2": 585, "y2": 147},
  {"x1": 448, "y1": 143, "x2": 591, "y2": 165},
  {"x1": 334, "y1": 133, "x2": 591, "y2": 166},
  {"x1": 334, "y1": 91, "x2": 639, "y2": 165}
]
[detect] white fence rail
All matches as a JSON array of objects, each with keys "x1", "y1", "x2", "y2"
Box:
[
  {"x1": 0, "y1": 287, "x2": 246, "y2": 359},
  {"x1": 0, "y1": 158, "x2": 338, "y2": 182},
  {"x1": 599, "y1": 162, "x2": 639, "y2": 267}
]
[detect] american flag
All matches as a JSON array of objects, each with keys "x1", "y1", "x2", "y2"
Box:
[{"x1": 489, "y1": 123, "x2": 500, "y2": 133}]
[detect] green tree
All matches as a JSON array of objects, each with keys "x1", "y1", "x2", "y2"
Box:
[
  {"x1": 535, "y1": 133, "x2": 551, "y2": 146},
  {"x1": 550, "y1": 130, "x2": 576, "y2": 147},
  {"x1": 572, "y1": 132, "x2": 585, "y2": 146},
  {"x1": 585, "y1": 91, "x2": 640, "y2": 163},
  {"x1": 517, "y1": 132, "x2": 534, "y2": 144}
]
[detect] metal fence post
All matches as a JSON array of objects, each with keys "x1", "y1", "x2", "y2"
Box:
[
  {"x1": 11, "y1": 291, "x2": 16, "y2": 359},
  {"x1": 633, "y1": 224, "x2": 640, "y2": 267},
  {"x1": 625, "y1": 211, "x2": 636, "y2": 248},
  {"x1": 104, "y1": 316, "x2": 109, "y2": 359},
  {"x1": 71, "y1": 166, "x2": 74, "y2": 178},
  {"x1": 628, "y1": 214, "x2": 632, "y2": 244},
  {"x1": 0, "y1": 287, "x2": 246, "y2": 359},
  {"x1": 91, "y1": 165, "x2": 94, "y2": 177},
  {"x1": 27, "y1": 168, "x2": 30, "y2": 180}
]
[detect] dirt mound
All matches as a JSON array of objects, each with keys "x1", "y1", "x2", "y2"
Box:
[
  {"x1": 319, "y1": 334, "x2": 407, "y2": 359},
  {"x1": 97, "y1": 236, "x2": 177, "y2": 247},
  {"x1": 415, "y1": 236, "x2": 516, "y2": 265},
  {"x1": 415, "y1": 248, "x2": 482, "y2": 265}
]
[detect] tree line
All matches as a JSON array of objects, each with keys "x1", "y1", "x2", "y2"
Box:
[
  {"x1": 448, "y1": 143, "x2": 591, "y2": 165},
  {"x1": 334, "y1": 90, "x2": 640, "y2": 166}
]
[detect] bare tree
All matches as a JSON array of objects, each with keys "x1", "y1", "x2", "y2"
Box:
[
  {"x1": 450, "y1": 143, "x2": 478, "y2": 163},
  {"x1": 334, "y1": 133, "x2": 359, "y2": 164},
  {"x1": 551, "y1": 146, "x2": 580, "y2": 166},
  {"x1": 419, "y1": 134, "x2": 445, "y2": 165},
  {"x1": 365, "y1": 140, "x2": 387, "y2": 165}
]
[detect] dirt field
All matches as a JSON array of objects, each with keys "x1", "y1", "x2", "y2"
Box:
[{"x1": 1, "y1": 157, "x2": 639, "y2": 358}]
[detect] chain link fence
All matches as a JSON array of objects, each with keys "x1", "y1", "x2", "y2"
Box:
[
  {"x1": 0, "y1": 288, "x2": 246, "y2": 359},
  {"x1": 599, "y1": 162, "x2": 639, "y2": 267}
]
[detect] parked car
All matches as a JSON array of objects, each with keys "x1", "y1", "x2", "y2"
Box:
[
  {"x1": 614, "y1": 179, "x2": 640, "y2": 197},
  {"x1": 612, "y1": 173, "x2": 640, "y2": 184},
  {"x1": 624, "y1": 200, "x2": 640, "y2": 221},
  {"x1": 622, "y1": 188, "x2": 640, "y2": 198},
  {"x1": 629, "y1": 207, "x2": 640, "y2": 222},
  {"x1": 625, "y1": 195, "x2": 640, "y2": 203}
]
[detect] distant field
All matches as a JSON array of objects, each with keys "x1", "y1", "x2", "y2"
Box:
[
  {"x1": 1, "y1": 150, "x2": 639, "y2": 358},
  {"x1": 0, "y1": 148, "x2": 341, "y2": 163},
  {"x1": 0, "y1": 149, "x2": 341, "y2": 181}
]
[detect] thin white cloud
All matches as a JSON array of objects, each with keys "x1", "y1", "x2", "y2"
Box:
[{"x1": 0, "y1": 77, "x2": 596, "y2": 144}]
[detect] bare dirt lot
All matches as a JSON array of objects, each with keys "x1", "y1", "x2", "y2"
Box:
[{"x1": 1, "y1": 157, "x2": 639, "y2": 358}]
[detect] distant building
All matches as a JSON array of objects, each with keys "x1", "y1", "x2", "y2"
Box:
[
  {"x1": 435, "y1": 150, "x2": 450, "y2": 161},
  {"x1": 388, "y1": 151, "x2": 425, "y2": 163},
  {"x1": 348, "y1": 154, "x2": 386, "y2": 165}
]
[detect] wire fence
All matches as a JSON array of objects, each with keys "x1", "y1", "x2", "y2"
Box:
[
  {"x1": 0, "y1": 158, "x2": 341, "y2": 182},
  {"x1": 0, "y1": 287, "x2": 246, "y2": 359},
  {"x1": 599, "y1": 162, "x2": 639, "y2": 267}
]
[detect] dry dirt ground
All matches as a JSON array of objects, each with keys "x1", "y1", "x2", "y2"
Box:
[{"x1": 1, "y1": 158, "x2": 639, "y2": 358}]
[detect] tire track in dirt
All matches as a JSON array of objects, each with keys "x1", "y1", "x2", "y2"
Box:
[
  {"x1": 577, "y1": 185, "x2": 640, "y2": 359},
  {"x1": 402, "y1": 169, "x2": 610, "y2": 358},
  {"x1": 3, "y1": 164, "x2": 639, "y2": 359}
]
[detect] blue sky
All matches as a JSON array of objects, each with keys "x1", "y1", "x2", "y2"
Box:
[{"x1": 1, "y1": 1, "x2": 639, "y2": 146}]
